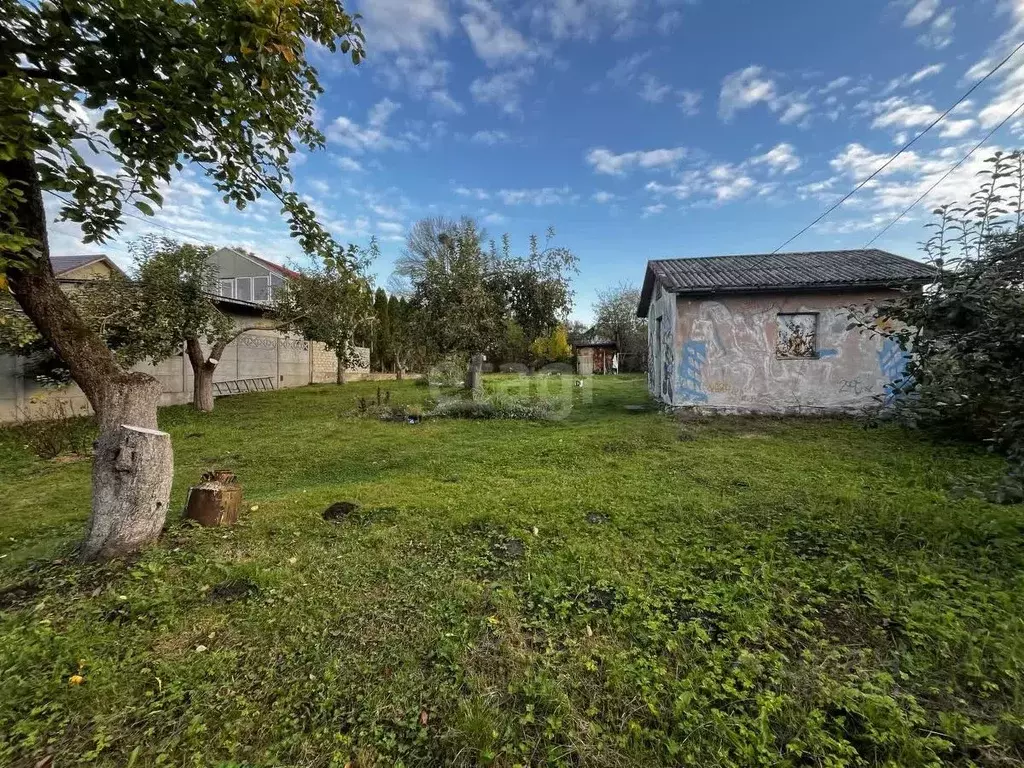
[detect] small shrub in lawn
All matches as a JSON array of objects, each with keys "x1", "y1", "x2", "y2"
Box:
[
  {"x1": 8, "y1": 400, "x2": 96, "y2": 459},
  {"x1": 428, "y1": 394, "x2": 558, "y2": 420}
]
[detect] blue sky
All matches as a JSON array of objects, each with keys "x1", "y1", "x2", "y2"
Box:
[{"x1": 49, "y1": 0, "x2": 1024, "y2": 322}]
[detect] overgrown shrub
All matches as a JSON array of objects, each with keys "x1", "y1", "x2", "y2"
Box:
[
  {"x1": 861, "y1": 152, "x2": 1024, "y2": 491},
  {"x1": 428, "y1": 354, "x2": 468, "y2": 389},
  {"x1": 10, "y1": 399, "x2": 96, "y2": 459},
  {"x1": 429, "y1": 394, "x2": 558, "y2": 420}
]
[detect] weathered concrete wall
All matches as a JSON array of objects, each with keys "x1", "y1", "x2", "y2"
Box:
[
  {"x1": 646, "y1": 279, "x2": 678, "y2": 402},
  {"x1": 648, "y1": 287, "x2": 908, "y2": 413},
  {"x1": 0, "y1": 322, "x2": 374, "y2": 422}
]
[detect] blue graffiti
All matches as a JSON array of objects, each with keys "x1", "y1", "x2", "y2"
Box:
[
  {"x1": 676, "y1": 340, "x2": 709, "y2": 403},
  {"x1": 878, "y1": 337, "x2": 912, "y2": 405},
  {"x1": 818, "y1": 348, "x2": 839, "y2": 359}
]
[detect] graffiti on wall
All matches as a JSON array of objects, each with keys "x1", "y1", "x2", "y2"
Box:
[
  {"x1": 676, "y1": 340, "x2": 709, "y2": 403},
  {"x1": 878, "y1": 337, "x2": 912, "y2": 405}
]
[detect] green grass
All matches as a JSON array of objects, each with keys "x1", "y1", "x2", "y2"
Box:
[{"x1": 1, "y1": 374, "x2": 1022, "y2": 767}]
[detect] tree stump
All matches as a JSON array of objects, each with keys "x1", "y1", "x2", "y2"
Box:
[
  {"x1": 81, "y1": 424, "x2": 173, "y2": 561},
  {"x1": 466, "y1": 353, "x2": 484, "y2": 396},
  {"x1": 185, "y1": 470, "x2": 242, "y2": 527}
]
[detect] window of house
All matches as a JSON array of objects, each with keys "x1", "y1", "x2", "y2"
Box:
[
  {"x1": 776, "y1": 313, "x2": 818, "y2": 359},
  {"x1": 270, "y1": 274, "x2": 285, "y2": 299},
  {"x1": 253, "y1": 275, "x2": 271, "y2": 303},
  {"x1": 235, "y1": 276, "x2": 253, "y2": 302},
  {"x1": 219, "y1": 279, "x2": 234, "y2": 298}
]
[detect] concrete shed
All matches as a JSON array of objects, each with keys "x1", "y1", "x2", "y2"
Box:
[{"x1": 636, "y1": 249, "x2": 936, "y2": 413}]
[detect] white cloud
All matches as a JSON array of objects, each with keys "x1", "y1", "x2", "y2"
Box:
[
  {"x1": 586, "y1": 146, "x2": 688, "y2": 175},
  {"x1": 482, "y1": 211, "x2": 506, "y2": 224},
  {"x1": 751, "y1": 143, "x2": 802, "y2": 174},
  {"x1": 498, "y1": 186, "x2": 577, "y2": 205},
  {"x1": 368, "y1": 98, "x2": 400, "y2": 127},
  {"x1": 431, "y1": 91, "x2": 465, "y2": 114},
  {"x1": 908, "y1": 63, "x2": 945, "y2": 83},
  {"x1": 903, "y1": 0, "x2": 940, "y2": 27},
  {"x1": 656, "y1": 10, "x2": 682, "y2": 34},
  {"x1": 533, "y1": 0, "x2": 643, "y2": 41},
  {"x1": 779, "y1": 100, "x2": 811, "y2": 125},
  {"x1": 869, "y1": 97, "x2": 940, "y2": 129},
  {"x1": 454, "y1": 185, "x2": 491, "y2": 200},
  {"x1": 919, "y1": 9, "x2": 955, "y2": 49},
  {"x1": 797, "y1": 177, "x2": 838, "y2": 200},
  {"x1": 470, "y1": 129, "x2": 512, "y2": 145},
  {"x1": 376, "y1": 220, "x2": 406, "y2": 235},
  {"x1": 460, "y1": 0, "x2": 530, "y2": 67},
  {"x1": 642, "y1": 203, "x2": 666, "y2": 217},
  {"x1": 719, "y1": 66, "x2": 816, "y2": 126},
  {"x1": 938, "y1": 118, "x2": 975, "y2": 138},
  {"x1": 327, "y1": 99, "x2": 405, "y2": 153},
  {"x1": 470, "y1": 67, "x2": 534, "y2": 116},
  {"x1": 591, "y1": 190, "x2": 619, "y2": 203},
  {"x1": 678, "y1": 89, "x2": 702, "y2": 116},
  {"x1": 332, "y1": 156, "x2": 365, "y2": 173},
  {"x1": 818, "y1": 139, "x2": 1013, "y2": 236},
  {"x1": 821, "y1": 76, "x2": 852, "y2": 94},
  {"x1": 359, "y1": 0, "x2": 452, "y2": 52},
  {"x1": 714, "y1": 175, "x2": 756, "y2": 202},
  {"x1": 606, "y1": 51, "x2": 651, "y2": 87},
  {"x1": 903, "y1": 0, "x2": 955, "y2": 50},
  {"x1": 639, "y1": 74, "x2": 672, "y2": 103},
  {"x1": 375, "y1": 56, "x2": 463, "y2": 114},
  {"x1": 719, "y1": 66, "x2": 778, "y2": 120}
]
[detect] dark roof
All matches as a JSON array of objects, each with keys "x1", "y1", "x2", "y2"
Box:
[
  {"x1": 637, "y1": 249, "x2": 936, "y2": 316},
  {"x1": 49, "y1": 255, "x2": 121, "y2": 276},
  {"x1": 207, "y1": 292, "x2": 275, "y2": 316},
  {"x1": 574, "y1": 337, "x2": 617, "y2": 349}
]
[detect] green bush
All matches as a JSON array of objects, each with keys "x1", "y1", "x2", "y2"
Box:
[{"x1": 862, "y1": 152, "x2": 1024, "y2": 492}]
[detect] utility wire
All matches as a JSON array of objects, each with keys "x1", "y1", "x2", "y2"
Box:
[
  {"x1": 864, "y1": 97, "x2": 1024, "y2": 247},
  {"x1": 772, "y1": 38, "x2": 1024, "y2": 254}
]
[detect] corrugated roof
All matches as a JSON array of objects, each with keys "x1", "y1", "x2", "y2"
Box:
[{"x1": 637, "y1": 249, "x2": 936, "y2": 316}]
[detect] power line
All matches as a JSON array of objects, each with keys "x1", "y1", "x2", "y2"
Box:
[
  {"x1": 772, "y1": 38, "x2": 1024, "y2": 254},
  {"x1": 864, "y1": 98, "x2": 1024, "y2": 247}
]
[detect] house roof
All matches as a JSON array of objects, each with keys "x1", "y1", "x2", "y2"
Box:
[
  {"x1": 637, "y1": 249, "x2": 936, "y2": 317},
  {"x1": 49, "y1": 255, "x2": 124, "y2": 277},
  {"x1": 573, "y1": 328, "x2": 617, "y2": 349},
  {"x1": 208, "y1": 293, "x2": 275, "y2": 316},
  {"x1": 218, "y1": 247, "x2": 300, "y2": 280}
]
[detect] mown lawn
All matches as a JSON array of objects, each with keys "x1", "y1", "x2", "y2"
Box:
[{"x1": 1, "y1": 374, "x2": 1022, "y2": 767}]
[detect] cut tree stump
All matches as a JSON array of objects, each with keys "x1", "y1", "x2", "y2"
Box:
[
  {"x1": 185, "y1": 470, "x2": 242, "y2": 527},
  {"x1": 81, "y1": 424, "x2": 173, "y2": 561}
]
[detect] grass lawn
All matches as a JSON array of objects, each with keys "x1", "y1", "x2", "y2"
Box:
[{"x1": 1, "y1": 374, "x2": 1023, "y2": 767}]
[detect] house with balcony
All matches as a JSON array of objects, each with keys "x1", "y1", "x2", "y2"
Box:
[{"x1": 209, "y1": 247, "x2": 299, "y2": 304}]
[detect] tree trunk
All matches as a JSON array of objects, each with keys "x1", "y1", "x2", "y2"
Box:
[
  {"x1": 186, "y1": 338, "x2": 216, "y2": 412},
  {"x1": 193, "y1": 364, "x2": 215, "y2": 411},
  {"x1": 395, "y1": 353, "x2": 404, "y2": 380},
  {"x1": 82, "y1": 384, "x2": 173, "y2": 561},
  {"x1": 336, "y1": 350, "x2": 347, "y2": 384},
  {"x1": 1, "y1": 156, "x2": 172, "y2": 561}
]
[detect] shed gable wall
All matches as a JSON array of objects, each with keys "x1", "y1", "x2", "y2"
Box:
[{"x1": 664, "y1": 289, "x2": 907, "y2": 412}]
